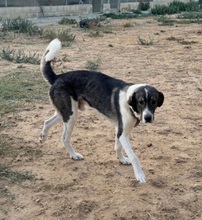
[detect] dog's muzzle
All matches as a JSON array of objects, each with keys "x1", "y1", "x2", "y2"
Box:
[
  {"x1": 142, "y1": 110, "x2": 153, "y2": 123},
  {"x1": 144, "y1": 114, "x2": 153, "y2": 123}
]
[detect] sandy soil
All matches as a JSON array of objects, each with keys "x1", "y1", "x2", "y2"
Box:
[{"x1": 0, "y1": 17, "x2": 202, "y2": 220}]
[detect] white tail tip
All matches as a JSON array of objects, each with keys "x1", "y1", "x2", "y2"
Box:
[{"x1": 45, "y1": 38, "x2": 61, "y2": 62}]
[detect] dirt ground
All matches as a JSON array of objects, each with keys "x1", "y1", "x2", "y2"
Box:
[{"x1": 0, "y1": 17, "x2": 202, "y2": 220}]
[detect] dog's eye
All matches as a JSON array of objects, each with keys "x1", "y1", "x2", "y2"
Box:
[
  {"x1": 151, "y1": 100, "x2": 157, "y2": 106},
  {"x1": 138, "y1": 100, "x2": 145, "y2": 106}
]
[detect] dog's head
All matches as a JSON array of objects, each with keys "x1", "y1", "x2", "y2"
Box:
[{"x1": 127, "y1": 84, "x2": 164, "y2": 123}]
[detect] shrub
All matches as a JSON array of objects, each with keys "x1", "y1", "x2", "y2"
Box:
[
  {"x1": 1, "y1": 18, "x2": 42, "y2": 35},
  {"x1": 138, "y1": 1, "x2": 150, "y2": 11},
  {"x1": 42, "y1": 29, "x2": 75, "y2": 46},
  {"x1": 85, "y1": 58, "x2": 101, "y2": 70},
  {"x1": 151, "y1": 1, "x2": 202, "y2": 15},
  {"x1": 138, "y1": 36, "x2": 154, "y2": 46},
  {"x1": 156, "y1": 16, "x2": 174, "y2": 26},
  {"x1": 103, "y1": 13, "x2": 139, "y2": 19},
  {"x1": 0, "y1": 47, "x2": 40, "y2": 64},
  {"x1": 177, "y1": 12, "x2": 202, "y2": 19},
  {"x1": 59, "y1": 17, "x2": 77, "y2": 25},
  {"x1": 0, "y1": 164, "x2": 34, "y2": 183}
]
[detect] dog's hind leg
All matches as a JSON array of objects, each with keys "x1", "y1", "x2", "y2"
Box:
[
  {"x1": 115, "y1": 127, "x2": 131, "y2": 165},
  {"x1": 39, "y1": 112, "x2": 61, "y2": 143},
  {"x1": 61, "y1": 98, "x2": 83, "y2": 160}
]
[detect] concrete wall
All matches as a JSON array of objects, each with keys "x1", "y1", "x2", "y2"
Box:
[
  {"x1": 103, "y1": 3, "x2": 110, "y2": 13},
  {"x1": 0, "y1": 4, "x2": 92, "y2": 19},
  {"x1": 0, "y1": 0, "x2": 197, "y2": 18},
  {"x1": 120, "y1": 2, "x2": 138, "y2": 11}
]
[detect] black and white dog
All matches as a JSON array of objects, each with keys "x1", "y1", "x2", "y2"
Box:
[{"x1": 39, "y1": 39, "x2": 164, "y2": 183}]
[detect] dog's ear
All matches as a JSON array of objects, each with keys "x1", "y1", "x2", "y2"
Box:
[
  {"x1": 127, "y1": 96, "x2": 133, "y2": 107},
  {"x1": 158, "y1": 92, "x2": 164, "y2": 107},
  {"x1": 127, "y1": 94, "x2": 138, "y2": 113}
]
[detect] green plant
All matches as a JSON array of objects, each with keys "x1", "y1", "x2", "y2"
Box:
[
  {"x1": 156, "y1": 16, "x2": 174, "y2": 26},
  {"x1": 37, "y1": 182, "x2": 74, "y2": 192},
  {"x1": 59, "y1": 17, "x2": 77, "y2": 25},
  {"x1": 0, "y1": 31, "x2": 8, "y2": 39},
  {"x1": 85, "y1": 58, "x2": 101, "y2": 70},
  {"x1": 166, "y1": 36, "x2": 179, "y2": 41},
  {"x1": 138, "y1": 1, "x2": 150, "y2": 11},
  {"x1": 1, "y1": 18, "x2": 42, "y2": 35},
  {"x1": 0, "y1": 186, "x2": 15, "y2": 200},
  {"x1": 151, "y1": 5, "x2": 169, "y2": 15},
  {"x1": 0, "y1": 135, "x2": 43, "y2": 161},
  {"x1": 177, "y1": 11, "x2": 202, "y2": 19},
  {"x1": 166, "y1": 36, "x2": 198, "y2": 45},
  {"x1": 103, "y1": 12, "x2": 139, "y2": 19},
  {"x1": 138, "y1": 36, "x2": 154, "y2": 46},
  {"x1": 0, "y1": 136, "x2": 16, "y2": 157},
  {"x1": 178, "y1": 40, "x2": 198, "y2": 45},
  {"x1": 0, "y1": 164, "x2": 34, "y2": 183},
  {"x1": 0, "y1": 31, "x2": 17, "y2": 41},
  {"x1": 42, "y1": 29, "x2": 75, "y2": 46},
  {"x1": 0, "y1": 47, "x2": 40, "y2": 64},
  {"x1": 0, "y1": 70, "x2": 49, "y2": 117},
  {"x1": 151, "y1": 1, "x2": 202, "y2": 15}
]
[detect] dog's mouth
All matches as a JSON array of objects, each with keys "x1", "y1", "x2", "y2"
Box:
[
  {"x1": 129, "y1": 107, "x2": 154, "y2": 124},
  {"x1": 142, "y1": 113, "x2": 154, "y2": 123}
]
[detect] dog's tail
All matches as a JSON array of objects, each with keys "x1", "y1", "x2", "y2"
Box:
[{"x1": 40, "y1": 38, "x2": 61, "y2": 85}]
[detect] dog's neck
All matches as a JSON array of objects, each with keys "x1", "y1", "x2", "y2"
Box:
[{"x1": 129, "y1": 107, "x2": 140, "y2": 127}]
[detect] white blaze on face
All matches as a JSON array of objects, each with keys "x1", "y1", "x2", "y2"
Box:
[
  {"x1": 142, "y1": 88, "x2": 154, "y2": 123},
  {"x1": 126, "y1": 84, "x2": 147, "y2": 101}
]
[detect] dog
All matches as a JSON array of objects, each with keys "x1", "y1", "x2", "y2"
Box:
[{"x1": 39, "y1": 38, "x2": 164, "y2": 183}]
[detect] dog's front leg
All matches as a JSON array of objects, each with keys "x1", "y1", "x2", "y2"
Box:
[
  {"x1": 118, "y1": 134, "x2": 146, "y2": 183},
  {"x1": 115, "y1": 129, "x2": 131, "y2": 165}
]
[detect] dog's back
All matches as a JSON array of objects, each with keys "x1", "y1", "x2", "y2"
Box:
[{"x1": 50, "y1": 70, "x2": 128, "y2": 120}]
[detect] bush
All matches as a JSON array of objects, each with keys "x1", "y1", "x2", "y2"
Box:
[
  {"x1": 85, "y1": 58, "x2": 101, "y2": 70},
  {"x1": 138, "y1": 2, "x2": 150, "y2": 11},
  {"x1": 151, "y1": 1, "x2": 202, "y2": 15},
  {"x1": 103, "y1": 13, "x2": 139, "y2": 19},
  {"x1": 42, "y1": 29, "x2": 75, "y2": 46},
  {"x1": 151, "y1": 5, "x2": 169, "y2": 15},
  {"x1": 0, "y1": 47, "x2": 40, "y2": 64},
  {"x1": 58, "y1": 17, "x2": 77, "y2": 25},
  {"x1": 138, "y1": 36, "x2": 154, "y2": 46},
  {"x1": 1, "y1": 18, "x2": 42, "y2": 35},
  {"x1": 156, "y1": 16, "x2": 174, "y2": 26},
  {"x1": 177, "y1": 11, "x2": 202, "y2": 19}
]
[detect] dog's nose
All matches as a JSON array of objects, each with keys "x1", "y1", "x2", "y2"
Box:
[{"x1": 144, "y1": 115, "x2": 152, "y2": 123}]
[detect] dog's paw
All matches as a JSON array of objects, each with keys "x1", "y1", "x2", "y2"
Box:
[
  {"x1": 39, "y1": 133, "x2": 46, "y2": 144},
  {"x1": 70, "y1": 152, "x2": 84, "y2": 160},
  {"x1": 119, "y1": 156, "x2": 131, "y2": 165},
  {"x1": 134, "y1": 167, "x2": 146, "y2": 183}
]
